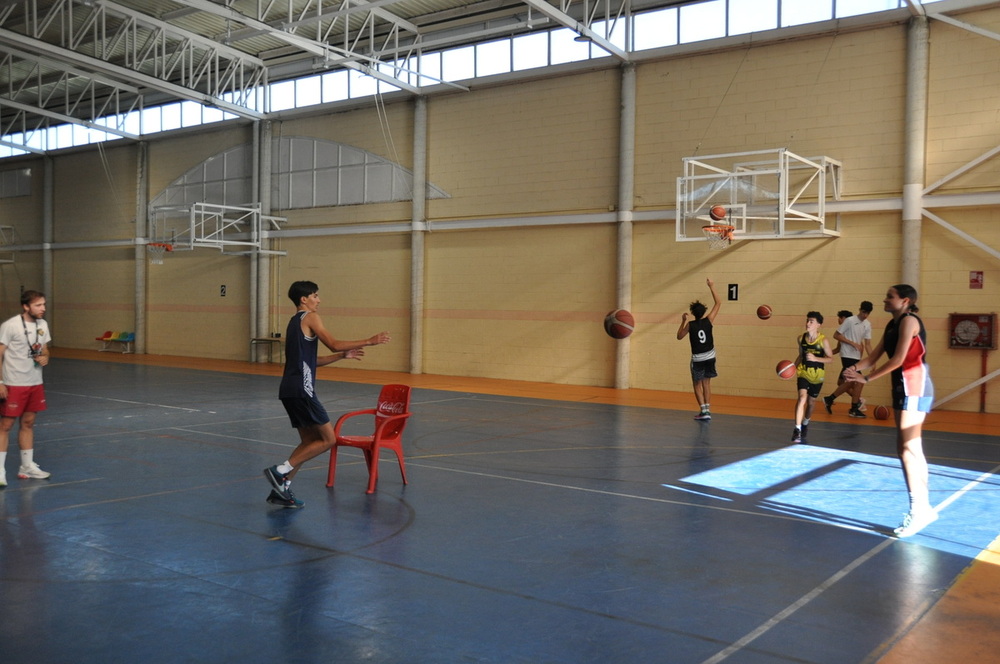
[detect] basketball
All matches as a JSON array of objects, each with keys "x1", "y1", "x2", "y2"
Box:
[
  {"x1": 757, "y1": 304, "x2": 772, "y2": 320},
  {"x1": 709, "y1": 205, "x2": 726, "y2": 221},
  {"x1": 776, "y1": 359, "x2": 796, "y2": 380},
  {"x1": 874, "y1": 405, "x2": 891, "y2": 420},
  {"x1": 604, "y1": 309, "x2": 635, "y2": 339}
]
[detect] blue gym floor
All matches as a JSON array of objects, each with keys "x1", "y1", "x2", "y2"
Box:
[{"x1": 0, "y1": 358, "x2": 997, "y2": 663}]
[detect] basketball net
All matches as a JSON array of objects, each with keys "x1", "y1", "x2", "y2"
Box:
[
  {"x1": 147, "y1": 242, "x2": 173, "y2": 265},
  {"x1": 701, "y1": 224, "x2": 734, "y2": 250}
]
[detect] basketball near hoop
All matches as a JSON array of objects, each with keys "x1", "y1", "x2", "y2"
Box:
[
  {"x1": 709, "y1": 205, "x2": 726, "y2": 221},
  {"x1": 147, "y1": 242, "x2": 173, "y2": 265}
]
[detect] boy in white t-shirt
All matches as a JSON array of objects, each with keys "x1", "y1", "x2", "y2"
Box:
[{"x1": 823, "y1": 301, "x2": 873, "y2": 418}]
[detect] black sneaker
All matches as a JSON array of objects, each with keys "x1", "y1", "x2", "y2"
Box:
[
  {"x1": 801, "y1": 424, "x2": 809, "y2": 441},
  {"x1": 791, "y1": 428, "x2": 802, "y2": 443},
  {"x1": 264, "y1": 466, "x2": 290, "y2": 496},
  {"x1": 848, "y1": 408, "x2": 866, "y2": 419},
  {"x1": 266, "y1": 489, "x2": 304, "y2": 509},
  {"x1": 823, "y1": 395, "x2": 834, "y2": 414}
]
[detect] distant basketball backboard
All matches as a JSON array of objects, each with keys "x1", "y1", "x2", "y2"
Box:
[
  {"x1": 149, "y1": 202, "x2": 287, "y2": 256},
  {"x1": 676, "y1": 148, "x2": 842, "y2": 243},
  {"x1": 0, "y1": 225, "x2": 16, "y2": 264}
]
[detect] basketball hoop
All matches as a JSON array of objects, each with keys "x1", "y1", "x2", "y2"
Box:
[
  {"x1": 701, "y1": 224, "x2": 734, "y2": 250},
  {"x1": 147, "y1": 242, "x2": 173, "y2": 265}
]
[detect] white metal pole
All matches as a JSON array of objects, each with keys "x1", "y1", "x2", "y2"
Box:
[
  {"x1": 411, "y1": 97, "x2": 427, "y2": 375},
  {"x1": 135, "y1": 142, "x2": 148, "y2": 354},
  {"x1": 902, "y1": 16, "x2": 929, "y2": 287},
  {"x1": 616, "y1": 63, "x2": 636, "y2": 390}
]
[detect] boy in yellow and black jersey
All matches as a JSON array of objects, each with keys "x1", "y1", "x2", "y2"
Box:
[{"x1": 791, "y1": 311, "x2": 834, "y2": 443}]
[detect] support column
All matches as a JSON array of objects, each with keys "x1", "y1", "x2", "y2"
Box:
[
  {"x1": 135, "y1": 141, "x2": 148, "y2": 354},
  {"x1": 902, "y1": 16, "x2": 929, "y2": 288},
  {"x1": 42, "y1": 157, "x2": 53, "y2": 314},
  {"x1": 410, "y1": 97, "x2": 428, "y2": 375},
  {"x1": 616, "y1": 63, "x2": 636, "y2": 390},
  {"x1": 254, "y1": 121, "x2": 274, "y2": 360}
]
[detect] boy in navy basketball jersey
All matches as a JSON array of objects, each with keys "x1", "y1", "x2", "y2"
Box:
[
  {"x1": 677, "y1": 278, "x2": 721, "y2": 420},
  {"x1": 263, "y1": 281, "x2": 391, "y2": 508}
]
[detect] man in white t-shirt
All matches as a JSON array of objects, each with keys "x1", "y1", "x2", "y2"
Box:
[
  {"x1": 0, "y1": 290, "x2": 51, "y2": 486},
  {"x1": 823, "y1": 301, "x2": 873, "y2": 418}
]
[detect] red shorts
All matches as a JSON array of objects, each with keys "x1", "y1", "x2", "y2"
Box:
[{"x1": 1, "y1": 384, "x2": 47, "y2": 418}]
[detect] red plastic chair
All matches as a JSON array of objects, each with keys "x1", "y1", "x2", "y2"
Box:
[{"x1": 327, "y1": 384, "x2": 411, "y2": 493}]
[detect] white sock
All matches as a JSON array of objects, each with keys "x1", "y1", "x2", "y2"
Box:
[
  {"x1": 701, "y1": 404, "x2": 710, "y2": 412},
  {"x1": 277, "y1": 461, "x2": 293, "y2": 475},
  {"x1": 20, "y1": 449, "x2": 33, "y2": 468},
  {"x1": 909, "y1": 492, "x2": 932, "y2": 513},
  {"x1": 0, "y1": 451, "x2": 6, "y2": 469},
  {"x1": 803, "y1": 418, "x2": 810, "y2": 426}
]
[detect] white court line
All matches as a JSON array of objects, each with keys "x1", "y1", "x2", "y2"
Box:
[
  {"x1": 699, "y1": 539, "x2": 896, "y2": 664},
  {"x1": 52, "y1": 390, "x2": 202, "y2": 412}
]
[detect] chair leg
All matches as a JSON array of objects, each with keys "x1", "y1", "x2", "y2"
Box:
[
  {"x1": 366, "y1": 448, "x2": 381, "y2": 494},
  {"x1": 395, "y1": 449, "x2": 408, "y2": 485},
  {"x1": 326, "y1": 445, "x2": 338, "y2": 487}
]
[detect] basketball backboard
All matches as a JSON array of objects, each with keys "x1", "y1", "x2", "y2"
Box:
[
  {"x1": 676, "y1": 148, "x2": 842, "y2": 244},
  {"x1": 149, "y1": 202, "x2": 287, "y2": 256}
]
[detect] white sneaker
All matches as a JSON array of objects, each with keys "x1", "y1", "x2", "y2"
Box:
[
  {"x1": 893, "y1": 509, "x2": 938, "y2": 537},
  {"x1": 18, "y1": 462, "x2": 51, "y2": 479},
  {"x1": 0, "y1": 468, "x2": 6, "y2": 487}
]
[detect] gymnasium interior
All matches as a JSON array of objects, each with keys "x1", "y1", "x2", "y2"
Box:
[{"x1": 0, "y1": 1, "x2": 998, "y2": 662}]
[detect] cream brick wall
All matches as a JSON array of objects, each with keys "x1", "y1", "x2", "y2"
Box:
[
  {"x1": 54, "y1": 247, "x2": 137, "y2": 349},
  {"x1": 0, "y1": 159, "x2": 45, "y2": 313},
  {"x1": 635, "y1": 28, "x2": 908, "y2": 207},
  {"x1": 422, "y1": 224, "x2": 617, "y2": 384},
  {"x1": 427, "y1": 71, "x2": 621, "y2": 219}
]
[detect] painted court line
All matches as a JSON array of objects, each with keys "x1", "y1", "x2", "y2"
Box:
[
  {"x1": 699, "y1": 538, "x2": 896, "y2": 664},
  {"x1": 52, "y1": 390, "x2": 202, "y2": 412}
]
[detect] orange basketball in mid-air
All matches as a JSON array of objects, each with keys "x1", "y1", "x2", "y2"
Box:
[
  {"x1": 776, "y1": 359, "x2": 796, "y2": 380},
  {"x1": 709, "y1": 205, "x2": 727, "y2": 221},
  {"x1": 757, "y1": 305, "x2": 772, "y2": 320},
  {"x1": 604, "y1": 309, "x2": 635, "y2": 339}
]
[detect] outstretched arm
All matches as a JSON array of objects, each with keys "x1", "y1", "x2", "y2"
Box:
[
  {"x1": 846, "y1": 316, "x2": 918, "y2": 384},
  {"x1": 304, "y1": 312, "x2": 390, "y2": 353},
  {"x1": 705, "y1": 278, "x2": 722, "y2": 322},
  {"x1": 317, "y1": 348, "x2": 365, "y2": 367}
]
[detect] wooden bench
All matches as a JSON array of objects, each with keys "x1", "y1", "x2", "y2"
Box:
[{"x1": 96, "y1": 331, "x2": 135, "y2": 354}]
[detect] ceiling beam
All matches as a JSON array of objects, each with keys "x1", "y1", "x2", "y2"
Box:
[
  {"x1": 171, "y1": 0, "x2": 422, "y2": 94},
  {"x1": 521, "y1": 0, "x2": 629, "y2": 61},
  {"x1": 0, "y1": 27, "x2": 265, "y2": 119}
]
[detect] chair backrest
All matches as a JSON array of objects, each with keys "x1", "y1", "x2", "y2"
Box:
[
  {"x1": 100, "y1": 330, "x2": 112, "y2": 339},
  {"x1": 375, "y1": 384, "x2": 411, "y2": 438}
]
